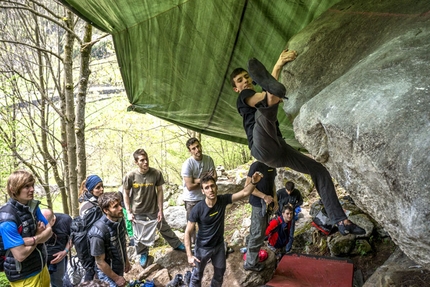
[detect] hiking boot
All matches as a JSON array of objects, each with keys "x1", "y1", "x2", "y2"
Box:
[
  {"x1": 184, "y1": 270, "x2": 192, "y2": 285},
  {"x1": 243, "y1": 262, "x2": 265, "y2": 272},
  {"x1": 139, "y1": 251, "x2": 148, "y2": 267},
  {"x1": 166, "y1": 274, "x2": 183, "y2": 287},
  {"x1": 337, "y1": 220, "x2": 366, "y2": 235},
  {"x1": 247, "y1": 58, "x2": 286, "y2": 98},
  {"x1": 174, "y1": 243, "x2": 186, "y2": 252}
]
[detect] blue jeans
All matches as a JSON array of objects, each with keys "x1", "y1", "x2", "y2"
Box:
[
  {"x1": 286, "y1": 219, "x2": 296, "y2": 252},
  {"x1": 97, "y1": 269, "x2": 118, "y2": 287}
]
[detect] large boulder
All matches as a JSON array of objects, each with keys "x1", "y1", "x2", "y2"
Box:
[{"x1": 282, "y1": 0, "x2": 430, "y2": 268}]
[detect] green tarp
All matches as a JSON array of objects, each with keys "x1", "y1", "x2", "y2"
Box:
[{"x1": 61, "y1": 0, "x2": 340, "y2": 149}]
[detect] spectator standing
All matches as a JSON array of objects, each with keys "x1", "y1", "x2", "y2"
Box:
[
  {"x1": 184, "y1": 171, "x2": 263, "y2": 287},
  {"x1": 41, "y1": 209, "x2": 73, "y2": 287},
  {"x1": 123, "y1": 149, "x2": 185, "y2": 268},
  {"x1": 181, "y1": 137, "x2": 217, "y2": 244},
  {"x1": 244, "y1": 161, "x2": 278, "y2": 272},
  {"x1": 0, "y1": 170, "x2": 53, "y2": 287},
  {"x1": 88, "y1": 192, "x2": 131, "y2": 287},
  {"x1": 75, "y1": 174, "x2": 105, "y2": 281}
]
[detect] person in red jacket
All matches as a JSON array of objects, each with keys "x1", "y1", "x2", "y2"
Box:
[{"x1": 266, "y1": 204, "x2": 294, "y2": 254}]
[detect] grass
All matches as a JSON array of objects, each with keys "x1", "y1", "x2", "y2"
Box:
[{"x1": 0, "y1": 273, "x2": 10, "y2": 287}]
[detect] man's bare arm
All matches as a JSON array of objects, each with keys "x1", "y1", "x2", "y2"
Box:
[
  {"x1": 184, "y1": 176, "x2": 201, "y2": 191},
  {"x1": 157, "y1": 185, "x2": 164, "y2": 221},
  {"x1": 246, "y1": 176, "x2": 274, "y2": 204},
  {"x1": 271, "y1": 49, "x2": 298, "y2": 80},
  {"x1": 231, "y1": 172, "x2": 263, "y2": 202},
  {"x1": 10, "y1": 243, "x2": 38, "y2": 262},
  {"x1": 123, "y1": 187, "x2": 135, "y2": 222},
  {"x1": 184, "y1": 221, "x2": 199, "y2": 266},
  {"x1": 95, "y1": 254, "x2": 126, "y2": 286}
]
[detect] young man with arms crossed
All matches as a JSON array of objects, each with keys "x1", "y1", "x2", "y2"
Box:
[
  {"x1": 184, "y1": 171, "x2": 263, "y2": 287},
  {"x1": 88, "y1": 192, "x2": 131, "y2": 287},
  {"x1": 181, "y1": 137, "x2": 217, "y2": 244},
  {"x1": 230, "y1": 49, "x2": 365, "y2": 236},
  {"x1": 123, "y1": 149, "x2": 185, "y2": 268}
]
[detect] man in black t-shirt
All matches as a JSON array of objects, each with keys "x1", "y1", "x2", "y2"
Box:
[
  {"x1": 230, "y1": 50, "x2": 365, "y2": 236},
  {"x1": 41, "y1": 209, "x2": 73, "y2": 287},
  {"x1": 277, "y1": 181, "x2": 303, "y2": 213},
  {"x1": 244, "y1": 161, "x2": 278, "y2": 272},
  {"x1": 184, "y1": 171, "x2": 263, "y2": 287}
]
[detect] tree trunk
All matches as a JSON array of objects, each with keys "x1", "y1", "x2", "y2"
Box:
[
  {"x1": 64, "y1": 11, "x2": 79, "y2": 216},
  {"x1": 76, "y1": 23, "x2": 93, "y2": 186}
]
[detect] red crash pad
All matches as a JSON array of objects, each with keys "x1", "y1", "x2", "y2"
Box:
[{"x1": 266, "y1": 253, "x2": 354, "y2": 287}]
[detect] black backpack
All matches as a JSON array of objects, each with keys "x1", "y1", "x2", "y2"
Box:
[
  {"x1": 70, "y1": 202, "x2": 103, "y2": 269},
  {"x1": 0, "y1": 204, "x2": 21, "y2": 272}
]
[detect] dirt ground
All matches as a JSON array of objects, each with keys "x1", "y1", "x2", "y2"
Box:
[{"x1": 125, "y1": 194, "x2": 398, "y2": 285}]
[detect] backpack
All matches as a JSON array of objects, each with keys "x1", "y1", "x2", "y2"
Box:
[
  {"x1": 65, "y1": 255, "x2": 85, "y2": 285},
  {"x1": 266, "y1": 216, "x2": 283, "y2": 248},
  {"x1": 70, "y1": 202, "x2": 103, "y2": 269},
  {"x1": 311, "y1": 208, "x2": 333, "y2": 235},
  {"x1": 0, "y1": 204, "x2": 22, "y2": 272}
]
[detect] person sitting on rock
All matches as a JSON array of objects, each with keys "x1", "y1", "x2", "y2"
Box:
[
  {"x1": 230, "y1": 49, "x2": 365, "y2": 236},
  {"x1": 277, "y1": 181, "x2": 303, "y2": 252},
  {"x1": 266, "y1": 204, "x2": 295, "y2": 256},
  {"x1": 277, "y1": 181, "x2": 303, "y2": 212}
]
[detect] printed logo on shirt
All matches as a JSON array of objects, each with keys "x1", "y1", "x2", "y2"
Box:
[
  {"x1": 210, "y1": 211, "x2": 219, "y2": 217},
  {"x1": 132, "y1": 182, "x2": 154, "y2": 188}
]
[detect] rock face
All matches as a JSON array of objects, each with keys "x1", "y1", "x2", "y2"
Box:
[
  {"x1": 282, "y1": 0, "x2": 430, "y2": 268},
  {"x1": 363, "y1": 248, "x2": 430, "y2": 287}
]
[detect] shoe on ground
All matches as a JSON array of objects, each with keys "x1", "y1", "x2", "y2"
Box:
[
  {"x1": 337, "y1": 221, "x2": 366, "y2": 235},
  {"x1": 247, "y1": 58, "x2": 286, "y2": 98},
  {"x1": 166, "y1": 273, "x2": 183, "y2": 287},
  {"x1": 140, "y1": 252, "x2": 148, "y2": 268},
  {"x1": 224, "y1": 241, "x2": 234, "y2": 255},
  {"x1": 174, "y1": 243, "x2": 186, "y2": 252},
  {"x1": 243, "y1": 262, "x2": 265, "y2": 272}
]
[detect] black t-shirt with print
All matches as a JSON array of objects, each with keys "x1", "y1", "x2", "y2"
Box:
[
  {"x1": 247, "y1": 161, "x2": 277, "y2": 207},
  {"x1": 190, "y1": 194, "x2": 232, "y2": 249}
]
